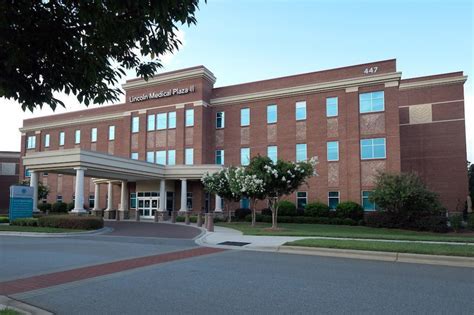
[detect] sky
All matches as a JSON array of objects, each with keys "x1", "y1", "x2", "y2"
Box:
[{"x1": 1, "y1": 0, "x2": 473, "y2": 160}]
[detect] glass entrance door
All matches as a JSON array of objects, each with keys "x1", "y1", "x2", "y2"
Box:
[
  {"x1": 137, "y1": 192, "x2": 159, "y2": 219},
  {"x1": 166, "y1": 192, "x2": 174, "y2": 216}
]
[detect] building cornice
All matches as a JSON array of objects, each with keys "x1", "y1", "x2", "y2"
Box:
[
  {"x1": 210, "y1": 72, "x2": 402, "y2": 106},
  {"x1": 122, "y1": 67, "x2": 216, "y2": 91},
  {"x1": 399, "y1": 75, "x2": 467, "y2": 90}
]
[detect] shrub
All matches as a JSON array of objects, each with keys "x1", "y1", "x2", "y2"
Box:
[
  {"x1": 38, "y1": 215, "x2": 103, "y2": 230},
  {"x1": 260, "y1": 208, "x2": 272, "y2": 216},
  {"x1": 329, "y1": 218, "x2": 344, "y2": 225},
  {"x1": 244, "y1": 214, "x2": 263, "y2": 222},
  {"x1": 0, "y1": 216, "x2": 9, "y2": 223},
  {"x1": 234, "y1": 208, "x2": 251, "y2": 221},
  {"x1": 366, "y1": 211, "x2": 449, "y2": 233},
  {"x1": 415, "y1": 216, "x2": 449, "y2": 233},
  {"x1": 11, "y1": 218, "x2": 38, "y2": 226},
  {"x1": 277, "y1": 201, "x2": 297, "y2": 216},
  {"x1": 66, "y1": 202, "x2": 75, "y2": 211},
  {"x1": 342, "y1": 218, "x2": 357, "y2": 226},
  {"x1": 358, "y1": 219, "x2": 366, "y2": 226},
  {"x1": 467, "y1": 214, "x2": 474, "y2": 231},
  {"x1": 449, "y1": 215, "x2": 463, "y2": 232},
  {"x1": 335, "y1": 201, "x2": 364, "y2": 221},
  {"x1": 304, "y1": 202, "x2": 330, "y2": 217},
  {"x1": 176, "y1": 216, "x2": 185, "y2": 222},
  {"x1": 38, "y1": 203, "x2": 52, "y2": 212},
  {"x1": 51, "y1": 202, "x2": 68, "y2": 213}
]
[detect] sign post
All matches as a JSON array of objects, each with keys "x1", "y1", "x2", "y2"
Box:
[{"x1": 9, "y1": 185, "x2": 34, "y2": 222}]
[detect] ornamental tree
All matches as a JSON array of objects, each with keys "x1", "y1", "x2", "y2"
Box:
[
  {"x1": 19, "y1": 179, "x2": 49, "y2": 200},
  {"x1": 0, "y1": 0, "x2": 204, "y2": 111}
]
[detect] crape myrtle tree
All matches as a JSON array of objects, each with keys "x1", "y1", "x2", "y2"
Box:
[
  {"x1": 0, "y1": 0, "x2": 204, "y2": 111},
  {"x1": 19, "y1": 179, "x2": 49, "y2": 200}
]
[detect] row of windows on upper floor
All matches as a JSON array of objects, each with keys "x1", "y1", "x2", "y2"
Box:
[
  {"x1": 26, "y1": 126, "x2": 116, "y2": 149},
  {"x1": 138, "y1": 109, "x2": 194, "y2": 133},
  {"x1": 132, "y1": 148, "x2": 195, "y2": 166},
  {"x1": 294, "y1": 190, "x2": 377, "y2": 211}
]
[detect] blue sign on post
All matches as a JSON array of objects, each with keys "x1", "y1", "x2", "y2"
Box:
[{"x1": 9, "y1": 185, "x2": 34, "y2": 222}]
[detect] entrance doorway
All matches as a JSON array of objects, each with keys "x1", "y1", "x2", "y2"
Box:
[
  {"x1": 137, "y1": 192, "x2": 159, "y2": 219},
  {"x1": 166, "y1": 192, "x2": 174, "y2": 216}
]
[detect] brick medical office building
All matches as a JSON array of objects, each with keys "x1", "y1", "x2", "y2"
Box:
[{"x1": 19, "y1": 59, "x2": 468, "y2": 219}]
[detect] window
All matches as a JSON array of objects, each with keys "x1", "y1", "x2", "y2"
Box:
[
  {"x1": 89, "y1": 195, "x2": 95, "y2": 208},
  {"x1": 167, "y1": 150, "x2": 176, "y2": 166},
  {"x1": 43, "y1": 172, "x2": 48, "y2": 176},
  {"x1": 24, "y1": 169, "x2": 31, "y2": 177},
  {"x1": 295, "y1": 101, "x2": 306, "y2": 121},
  {"x1": 185, "y1": 109, "x2": 194, "y2": 127},
  {"x1": 168, "y1": 112, "x2": 176, "y2": 129},
  {"x1": 297, "y1": 192, "x2": 307, "y2": 209},
  {"x1": 216, "y1": 112, "x2": 225, "y2": 129},
  {"x1": 27, "y1": 136, "x2": 36, "y2": 149},
  {"x1": 359, "y1": 91, "x2": 384, "y2": 113},
  {"x1": 75, "y1": 130, "x2": 81, "y2": 144},
  {"x1": 156, "y1": 151, "x2": 166, "y2": 165},
  {"x1": 215, "y1": 150, "x2": 224, "y2": 165},
  {"x1": 44, "y1": 134, "x2": 50, "y2": 148},
  {"x1": 267, "y1": 146, "x2": 277, "y2": 164},
  {"x1": 108, "y1": 126, "x2": 115, "y2": 140},
  {"x1": 241, "y1": 108, "x2": 250, "y2": 126},
  {"x1": 186, "y1": 192, "x2": 193, "y2": 210},
  {"x1": 91, "y1": 128, "x2": 97, "y2": 143},
  {"x1": 361, "y1": 138, "x2": 386, "y2": 159},
  {"x1": 130, "y1": 193, "x2": 137, "y2": 209},
  {"x1": 185, "y1": 148, "x2": 194, "y2": 165},
  {"x1": 147, "y1": 114, "x2": 155, "y2": 131},
  {"x1": 132, "y1": 116, "x2": 139, "y2": 133},
  {"x1": 296, "y1": 143, "x2": 307, "y2": 162},
  {"x1": 328, "y1": 191, "x2": 340, "y2": 209},
  {"x1": 131, "y1": 152, "x2": 138, "y2": 160},
  {"x1": 327, "y1": 141, "x2": 339, "y2": 161},
  {"x1": 0, "y1": 163, "x2": 16, "y2": 176},
  {"x1": 240, "y1": 148, "x2": 250, "y2": 166},
  {"x1": 240, "y1": 197, "x2": 250, "y2": 209},
  {"x1": 326, "y1": 97, "x2": 338, "y2": 117},
  {"x1": 362, "y1": 191, "x2": 377, "y2": 211},
  {"x1": 56, "y1": 195, "x2": 63, "y2": 202},
  {"x1": 59, "y1": 132, "x2": 65, "y2": 146},
  {"x1": 267, "y1": 104, "x2": 277, "y2": 124},
  {"x1": 146, "y1": 151, "x2": 154, "y2": 163},
  {"x1": 157, "y1": 113, "x2": 167, "y2": 130}
]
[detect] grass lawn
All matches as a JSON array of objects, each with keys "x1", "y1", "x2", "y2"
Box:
[
  {"x1": 0, "y1": 225, "x2": 86, "y2": 233},
  {"x1": 285, "y1": 239, "x2": 474, "y2": 257},
  {"x1": 217, "y1": 222, "x2": 474, "y2": 243},
  {"x1": 0, "y1": 309, "x2": 21, "y2": 315}
]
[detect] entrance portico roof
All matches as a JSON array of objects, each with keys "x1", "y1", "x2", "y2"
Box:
[{"x1": 22, "y1": 148, "x2": 223, "y2": 181}]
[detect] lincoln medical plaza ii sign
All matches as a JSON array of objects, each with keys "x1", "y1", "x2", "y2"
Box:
[{"x1": 129, "y1": 85, "x2": 196, "y2": 103}]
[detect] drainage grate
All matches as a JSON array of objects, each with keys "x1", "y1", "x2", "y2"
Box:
[{"x1": 217, "y1": 241, "x2": 251, "y2": 247}]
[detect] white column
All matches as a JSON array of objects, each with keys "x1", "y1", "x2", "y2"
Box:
[
  {"x1": 119, "y1": 180, "x2": 128, "y2": 211},
  {"x1": 158, "y1": 179, "x2": 166, "y2": 212},
  {"x1": 71, "y1": 167, "x2": 87, "y2": 214},
  {"x1": 214, "y1": 195, "x2": 223, "y2": 212},
  {"x1": 179, "y1": 179, "x2": 187, "y2": 212},
  {"x1": 93, "y1": 183, "x2": 100, "y2": 211},
  {"x1": 106, "y1": 181, "x2": 113, "y2": 210},
  {"x1": 29, "y1": 170, "x2": 39, "y2": 212}
]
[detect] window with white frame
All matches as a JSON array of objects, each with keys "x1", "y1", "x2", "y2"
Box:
[
  {"x1": 147, "y1": 114, "x2": 155, "y2": 131},
  {"x1": 295, "y1": 101, "x2": 307, "y2": 121},
  {"x1": 74, "y1": 130, "x2": 81, "y2": 144},
  {"x1": 216, "y1": 112, "x2": 225, "y2": 129},
  {"x1": 326, "y1": 97, "x2": 338, "y2": 117},
  {"x1": 168, "y1": 111, "x2": 176, "y2": 129},
  {"x1": 328, "y1": 191, "x2": 340, "y2": 209},
  {"x1": 360, "y1": 138, "x2": 386, "y2": 159},
  {"x1": 240, "y1": 197, "x2": 250, "y2": 209},
  {"x1": 185, "y1": 148, "x2": 194, "y2": 165},
  {"x1": 91, "y1": 128, "x2": 97, "y2": 143},
  {"x1": 44, "y1": 134, "x2": 50, "y2": 148},
  {"x1": 59, "y1": 132, "x2": 65, "y2": 146},
  {"x1": 130, "y1": 193, "x2": 137, "y2": 209},
  {"x1": 296, "y1": 143, "x2": 307, "y2": 162},
  {"x1": 297, "y1": 192, "x2": 307, "y2": 209},
  {"x1": 186, "y1": 192, "x2": 193, "y2": 210},
  {"x1": 267, "y1": 104, "x2": 277, "y2": 124},
  {"x1": 327, "y1": 141, "x2": 339, "y2": 161},
  {"x1": 89, "y1": 194, "x2": 95, "y2": 208},
  {"x1": 241, "y1": 108, "x2": 250, "y2": 126},
  {"x1": 185, "y1": 109, "x2": 194, "y2": 127},
  {"x1": 157, "y1": 113, "x2": 167, "y2": 130},
  {"x1": 132, "y1": 116, "x2": 139, "y2": 133},
  {"x1": 267, "y1": 146, "x2": 277, "y2": 164},
  {"x1": 359, "y1": 91, "x2": 384, "y2": 113},
  {"x1": 215, "y1": 149, "x2": 224, "y2": 165},
  {"x1": 56, "y1": 195, "x2": 63, "y2": 202},
  {"x1": 27, "y1": 136, "x2": 36, "y2": 149},
  {"x1": 131, "y1": 152, "x2": 138, "y2": 160},
  {"x1": 167, "y1": 150, "x2": 176, "y2": 165},
  {"x1": 240, "y1": 147, "x2": 250, "y2": 166},
  {"x1": 0, "y1": 163, "x2": 16, "y2": 176},
  {"x1": 156, "y1": 150, "x2": 166, "y2": 165},
  {"x1": 362, "y1": 191, "x2": 377, "y2": 211},
  {"x1": 146, "y1": 151, "x2": 154, "y2": 163},
  {"x1": 108, "y1": 126, "x2": 115, "y2": 140},
  {"x1": 24, "y1": 168, "x2": 31, "y2": 177}
]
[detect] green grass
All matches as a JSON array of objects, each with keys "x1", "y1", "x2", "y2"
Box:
[
  {"x1": 0, "y1": 225, "x2": 85, "y2": 233},
  {"x1": 0, "y1": 309, "x2": 21, "y2": 315},
  {"x1": 217, "y1": 222, "x2": 474, "y2": 243},
  {"x1": 285, "y1": 239, "x2": 474, "y2": 257}
]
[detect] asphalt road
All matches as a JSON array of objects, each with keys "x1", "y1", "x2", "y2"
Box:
[{"x1": 1, "y1": 226, "x2": 473, "y2": 314}]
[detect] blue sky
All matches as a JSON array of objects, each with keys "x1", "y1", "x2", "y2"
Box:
[{"x1": 1, "y1": 0, "x2": 473, "y2": 159}]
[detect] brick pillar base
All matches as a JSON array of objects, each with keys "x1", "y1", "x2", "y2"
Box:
[
  {"x1": 196, "y1": 213, "x2": 203, "y2": 227},
  {"x1": 171, "y1": 211, "x2": 177, "y2": 223},
  {"x1": 91, "y1": 210, "x2": 103, "y2": 217},
  {"x1": 104, "y1": 210, "x2": 116, "y2": 220},
  {"x1": 157, "y1": 211, "x2": 168, "y2": 222},
  {"x1": 135, "y1": 209, "x2": 141, "y2": 222},
  {"x1": 118, "y1": 210, "x2": 129, "y2": 220},
  {"x1": 207, "y1": 213, "x2": 214, "y2": 232},
  {"x1": 184, "y1": 212, "x2": 190, "y2": 225}
]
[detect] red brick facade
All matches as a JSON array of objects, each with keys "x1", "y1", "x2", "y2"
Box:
[{"x1": 19, "y1": 59, "x2": 468, "y2": 214}]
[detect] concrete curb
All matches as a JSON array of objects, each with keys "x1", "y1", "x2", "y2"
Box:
[
  {"x1": 278, "y1": 246, "x2": 474, "y2": 268},
  {"x1": 0, "y1": 295, "x2": 53, "y2": 315},
  {"x1": 0, "y1": 227, "x2": 112, "y2": 238}
]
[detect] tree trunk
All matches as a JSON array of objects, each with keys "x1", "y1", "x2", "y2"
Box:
[
  {"x1": 251, "y1": 199, "x2": 258, "y2": 227},
  {"x1": 226, "y1": 204, "x2": 232, "y2": 223}
]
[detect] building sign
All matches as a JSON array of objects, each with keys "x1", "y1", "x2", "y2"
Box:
[
  {"x1": 129, "y1": 85, "x2": 196, "y2": 103},
  {"x1": 9, "y1": 185, "x2": 34, "y2": 221}
]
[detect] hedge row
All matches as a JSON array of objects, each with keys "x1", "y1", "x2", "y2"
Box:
[
  {"x1": 0, "y1": 216, "x2": 9, "y2": 223},
  {"x1": 364, "y1": 212, "x2": 449, "y2": 233},
  {"x1": 38, "y1": 202, "x2": 85, "y2": 213},
  {"x1": 11, "y1": 215, "x2": 103, "y2": 230},
  {"x1": 244, "y1": 214, "x2": 360, "y2": 226}
]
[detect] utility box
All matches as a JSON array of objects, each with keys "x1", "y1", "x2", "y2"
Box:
[{"x1": 9, "y1": 185, "x2": 34, "y2": 222}]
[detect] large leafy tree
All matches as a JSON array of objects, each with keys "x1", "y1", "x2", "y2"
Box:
[{"x1": 0, "y1": 0, "x2": 203, "y2": 111}]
